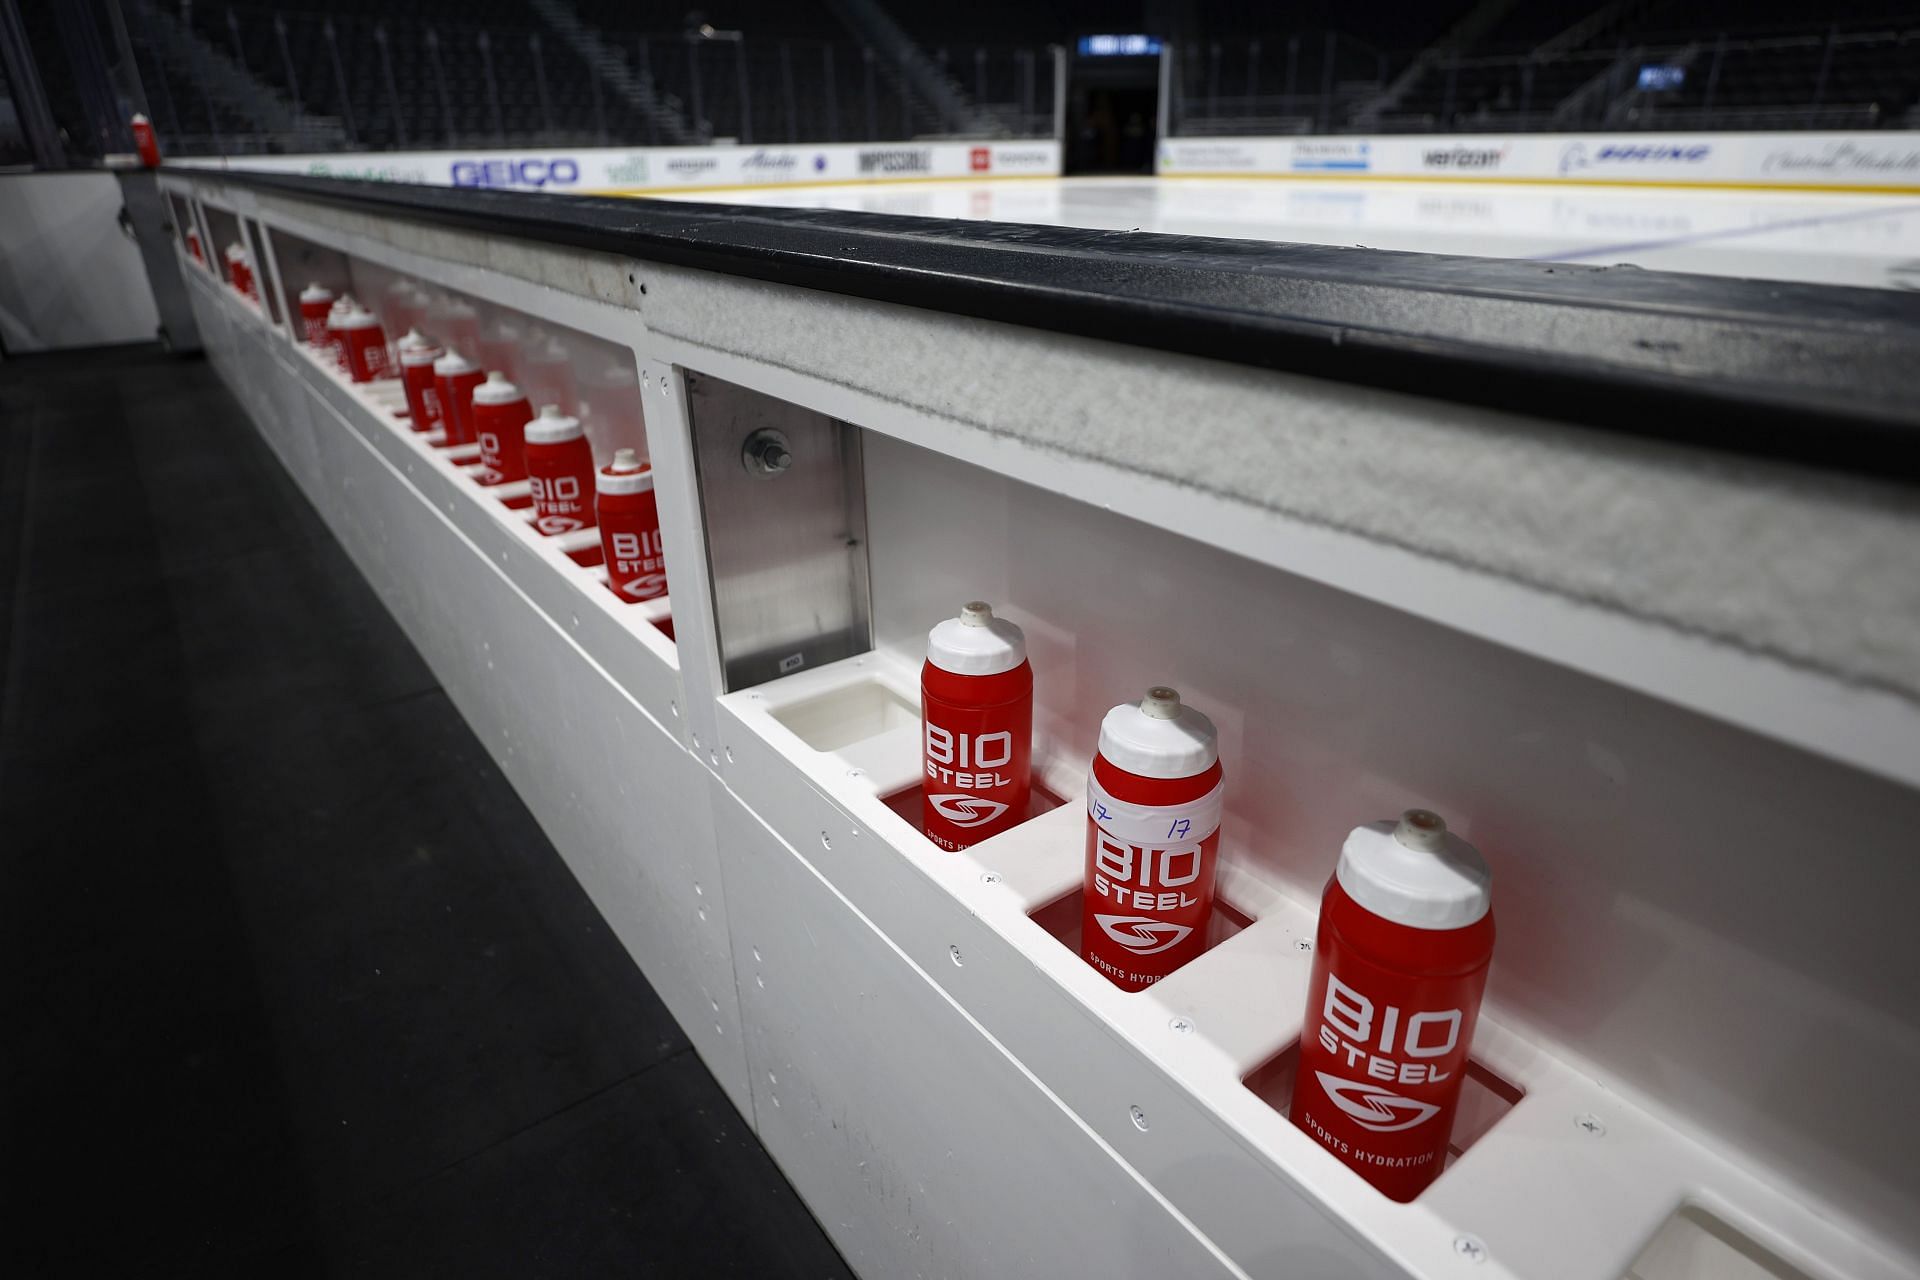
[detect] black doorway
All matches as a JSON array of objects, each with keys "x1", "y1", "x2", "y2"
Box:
[{"x1": 1065, "y1": 55, "x2": 1160, "y2": 174}]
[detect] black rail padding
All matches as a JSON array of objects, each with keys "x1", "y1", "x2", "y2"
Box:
[{"x1": 189, "y1": 170, "x2": 1920, "y2": 482}]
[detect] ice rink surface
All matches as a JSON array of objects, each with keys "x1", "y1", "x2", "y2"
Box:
[{"x1": 650, "y1": 176, "x2": 1920, "y2": 291}]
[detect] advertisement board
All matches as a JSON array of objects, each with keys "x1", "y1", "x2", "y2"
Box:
[
  {"x1": 172, "y1": 140, "x2": 1064, "y2": 193},
  {"x1": 1156, "y1": 132, "x2": 1920, "y2": 193}
]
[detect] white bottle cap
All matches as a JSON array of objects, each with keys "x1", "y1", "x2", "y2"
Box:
[
  {"x1": 432, "y1": 350, "x2": 476, "y2": 377},
  {"x1": 1335, "y1": 809, "x2": 1492, "y2": 931},
  {"x1": 337, "y1": 307, "x2": 381, "y2": 331},
  {"x1": 301, "y1": 282, "x2": 334, "y2": 303},
  {"x1": 926, "y1": 601, "x2": 1025, "y2": 676},
  {"x1": 398, "y1": 330, "x2": 440, "y2": 364},
  {"x1": 524, "y1": 403, "x2": 584, "y2": 444},
  {"x1": 471, "y1": 370, "x2": 525, "y2": 405},
  {"x1": 1097, "y1": 686, "x2": 1216, "y2": 778},
  {"x1": 597, "y1": 447, "x2": 655, "y2": 495}
]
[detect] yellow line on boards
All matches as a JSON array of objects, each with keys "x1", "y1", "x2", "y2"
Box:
[{"x1": 1153, "y1": 170, "x2": 1920, "y2": 196}]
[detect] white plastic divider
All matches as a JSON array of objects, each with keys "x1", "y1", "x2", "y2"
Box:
[{"x1": 712, "y1": 654, "x2": 1911, "y2": 1280}]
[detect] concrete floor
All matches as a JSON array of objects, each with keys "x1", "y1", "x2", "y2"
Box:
[{"x1": 0, "y1": 345, "x2": 850, "y2": 1278}]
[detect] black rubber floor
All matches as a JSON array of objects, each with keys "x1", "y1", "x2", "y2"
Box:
[{"x1": 0, "y1": 346, "x2": 851, "y2": 1279}]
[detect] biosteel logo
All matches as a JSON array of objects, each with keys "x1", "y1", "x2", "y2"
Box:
[
  {"x1": 927, "y1": 794, "x2": 1009, "y2": 828},
  {"x1": 969, "y1": 146, "x2": 992, "y2": 172},
  {"x1": 1313, "y1": 1073, "x2": 1442, "y2": 1132},
  {"x1": 1094, "y1": 914, "x2": 1193, "y2": 956},
  {"x1": 1559, "y1": 141, "x2": 1711, "y2": 174},
  {"x1": 450, "y1": 157, "x2": 580, "y2": 188},
  {"x1": 1316, "y1": 974, "x2": 1462, "y2": 1088}
]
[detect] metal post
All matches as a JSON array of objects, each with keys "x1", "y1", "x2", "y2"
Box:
[
  {"x1": 1157, "y1": 44, "x2": 1174, "y2": 140},
  {"x1": 863, "y1": 46, "x2": 876, "y2": 139},
  {"x1": 1810, "y1": 24, "x2": 1836, "y2": 122},
  {"x1": 589, "y1": 43, "x2": 607, "y2": 143},
  {"x1": 735, "y1": 36, "x2": 751, "y2": 143},
  {"x1": 781, "y1": 42, "x2": 797, "y2": 142},
  {"x1": 900, "y1": 51, "x2": 911, "y2": 136},
  {"x1": 1320, "y1": 31, "x2": 1335, "y2": 132},
  {"x1": 824, "y1": 44, "x2": 838, "y2": 142},
  {"x1": 103, "y1": 0, "x2": 153, "y2": 125},
  {"x1": 1052, "y1": 44, "x2": 1067, "y2": 140},
  {"x1": 688, "y1": 37, "x2": 706, "y2": 137},
  {"x1": 638, "y1": 38, "x2": 658, "y2": 144},
  {"x1": 324, "y1": 18, "x2": 356, "y2": 145},
  {"x1": 1702, "y1": 33, "x2": 1725, "y2": 118},
  {"x1": 149, "y1": 26, "x2": 186, "y2": 145},
  {"x1": 226, "y1": 9, "x2": 248, "y2": 77},
  {"x1": 1204, "y1": 41, "x2": 1219, "y2": 121},
  {"x1": 531, "y1": 33, "x2": 554, "y2": 139},
  {"x1": 376, "y1": 25, "x2": 406, "y2": 148},
  {"x1": 274, "y1": 15, "x2": 302, "y2": 127},
  {"x1": 477, "y1": 30, "x2": 503, "y2": 143},
  {"x1": 427, "y1": 27, "x2": 455, "y2": 145}
]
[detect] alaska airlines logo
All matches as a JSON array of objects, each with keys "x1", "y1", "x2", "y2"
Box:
[
  {"x1": 1094, "y1": 914, "x2": 1193, "y2": 956},
  {"x1": 927, "y1": 794, "x2": 1008, "y2": 828},
  {"x1": 1314, "y1": 1072, "x2": 1441, "y2": 1132}
]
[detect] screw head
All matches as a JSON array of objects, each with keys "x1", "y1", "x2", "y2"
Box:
[
  {"x1": 1453, "y1": 1234, "x2": 1487, "y2": 1263},
  {"x1": 1128, "y1": 1105, "x2": 1150, "y2": 1131},
  {"x1": 1294, "y1": 938, "x2": 1313, "y2": 952},
  {"x1": 980, "y1": 872, "x2": 1002, "y2": 885},
  {"x1": 948, "y1": 944, "x2": 963, "y2": 966},
  {"x1": 1168, "y1": 1016, "x2": 1194, "y2": 1035},
  {"x1": 1574, "y1": 1113, "x2": 1607, "y2": 1136}
]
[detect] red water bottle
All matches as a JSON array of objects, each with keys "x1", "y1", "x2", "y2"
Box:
[
  {"x1": 1082, "y1": 687, "x2": 1222, "y2": 991},
  {"x1": 596, "y1": 449, "x2": 666, "y2": 602},
  {"x1": 324, "y1": 297, "x2": 356, "y2": 371},
  {"x1": 339, "y1": 307, "x2": 390, "y2": 382},
  {"x1": 470, "y1": 371, "x2": 532, "y2": 485},
  {"x1": 397, "y1": 332, "x2": 443, "y2": 433},
  {"x1": 298, "y1": 283, "x2": 334, "y2": 346},
  {"x1": 432, "y1": 351, "x2": 483, "y2": 446},
  {"x1": 1289, "y1": 809, "x2": 1494, "y2": 1203},
  {"x1": 131, "y1": 113, "x2": 160, "y2": 167},
  {"x1": 224, "y1": 243, "x2": 254, "y2": 301},
  {"x1": 523, "y1": 405, "x2": 596, "y2": 535},
  {"x1": 185, "y1": 227, "x2": 205, "y2": 265},
  {"x1": 920, "y1": 602, "x2": 1030, "y2": 851}
]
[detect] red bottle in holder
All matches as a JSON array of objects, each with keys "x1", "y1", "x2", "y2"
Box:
[
  {"x1": 523, "y1": 405, "x2": 596, "y2": 535},
  {"x1": 338, "y1": 307, "x2": 389, "y2": 382},
  {"x1": 432, "y1": 351, "x2": 483, "y2": 446},
  {"x1": 920, "y1": 602, "x2": 1030, "y2": 851},
  {"x1": 185, "y1": 227, "x2": 204, "y2": 265},
  {"x1": 131, "y1": 113, "x2": 160, "y2": 167},
  {"x1": 397, "y1": 331, "x2": 443, "y2": 433},
  {"x1": 298, "y1": 283, "x2": 334, "y2": 346},
  {"x1": 1289, "y1": 809, "x2": 1494, "y2": 1203},
  {"x1": 471, "y1": 371, "x2": 533, "y2": 485},
  {"x1": 1082, "y1": 687, "x2": 1222, "y2": 992},
  {"x1": 596, "y1": 449, "x2": 667, "y2": 602},
  {"x1": 325, "y1": 297, "x2": 360, "y2": 372},
  {"x1": 225, "y1": 243, "x2": 255, "y2": 301}
]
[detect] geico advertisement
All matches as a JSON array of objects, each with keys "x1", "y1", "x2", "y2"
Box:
[{"x1": 184, "y1": 141, "x2": 1063, "y2": 190}]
